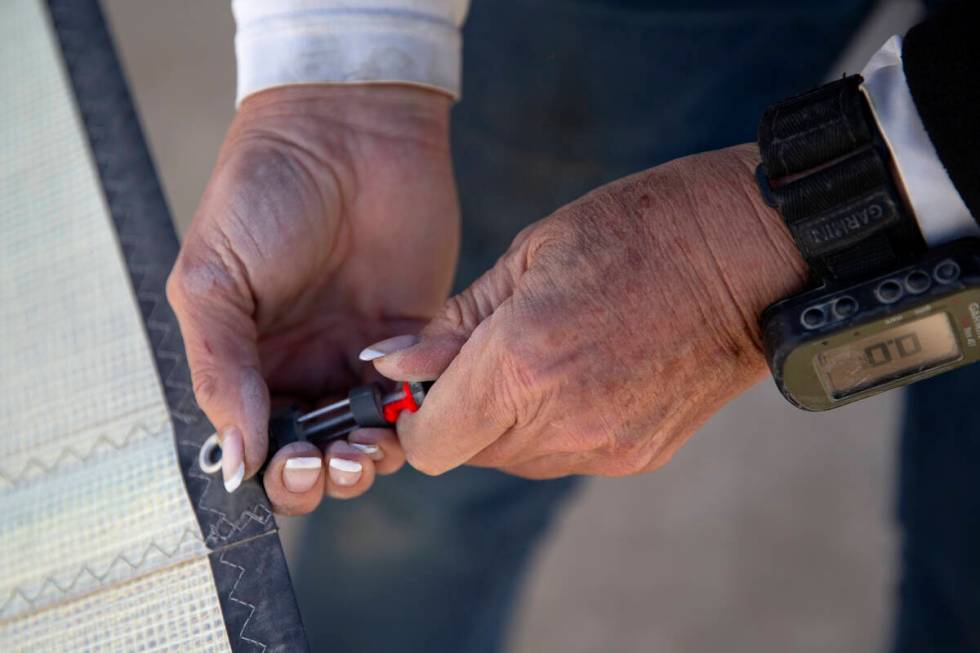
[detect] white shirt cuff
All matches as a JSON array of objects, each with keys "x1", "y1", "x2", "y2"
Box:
[
  {"x1": 860, "y1": 35, "x2": 978, "y2": 246},
  {"x1": 232, "y1": 1, "x2": 469, "y2": 105}
]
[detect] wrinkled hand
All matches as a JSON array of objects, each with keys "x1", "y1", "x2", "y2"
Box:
[
  {"x1": 166, "y1": 85, "x2": 458, "y2": 511},
  {"x1": 372, "y1": 144, "x2": 807, "y2": 479}
]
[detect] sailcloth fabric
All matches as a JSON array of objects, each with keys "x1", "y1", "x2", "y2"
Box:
[{"x1": 0, "y1": 1, "x2": 305, "y2": 650}]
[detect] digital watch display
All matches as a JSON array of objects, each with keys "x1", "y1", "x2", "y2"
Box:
[
  {"x1": 814, "y1": 311, "x2": 959, "y2": 399},
  {"x1": 762, "y1": 240, "x2": 980, "y2": 410}
]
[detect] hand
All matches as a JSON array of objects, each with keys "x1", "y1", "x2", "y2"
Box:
[
  {"x1": 166, "y1": 85, "x2": 459, "y2": 511},
  {"x1": 369, "y1": 144, "x2": 807, "y2": 479}
]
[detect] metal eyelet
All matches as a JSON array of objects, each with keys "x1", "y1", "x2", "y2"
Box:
[{"x1": 198, "y1": 433, "x2": 223, "y2": 474}]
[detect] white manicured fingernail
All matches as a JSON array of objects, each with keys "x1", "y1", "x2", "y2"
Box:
[
  {"x1": 221, "y1": 426, "x2": 245, "y2": 493},
  {"x1": 285, "y1": 457, "x2": 322, "y2": 470},
  {"x1": 283, "y1": 457, "x2": 322, "y2": 493},
  {"x1": 350, "y1": 443, "x2": 380, "y2": 456},
  {"x1": 225, "y1": 463, "x2": 244, "y2": 493},
  {"x1": 329, "y1": 458, "x2": 363, "y2": 486},
  {"x1": 359, "y1": 334, "x2": 419, "y2": 361}
]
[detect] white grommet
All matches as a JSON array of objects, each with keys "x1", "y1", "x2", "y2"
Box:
[{"x1": 198, "y1": 433, "x2": 223, "y2": 474}]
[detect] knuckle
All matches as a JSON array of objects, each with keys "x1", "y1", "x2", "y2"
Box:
[
  {"x1": 191, "y1": 369, "x2": 220, "y2": 408},
  {"x1": 620, "y1": 449, "x2": 653, "y2": 476},
  {"x1": 432, "y1": 274, "x2": 505, "y2": 338},
  {"x1": 497, "y1": 336, "x2": 539, "y2": 391},
  {"x1": 165, "y1": 267, "x2": 185, "y2": 307},
  {"x1": 492, "y1": 360, "x2": 531, "y2": 424},
  {"x1": 434, "y1": 291, "x2": 484, "y2": 337},
  {"x1": 438, "y1": 294, "x2": 469, "y2": 333},
  {"x1": 647, "y1": 447, "x2": 675, "y2": 471},
  {"x1": 510, "y1": 222, "x2": 540, "y2": 249},
  {"x1": 506, "y1": 222, "x2": 551, "y2": 266},
  {"x1": 170, "y1": 245, "x2": 243, "y2": 304},
  {"x1": 523, "y1": 218, "x2": 564, "y2": 253},
  {"x1": 642, "y1": 437, "x2": 677, "y2": 472},
  {"x1": 594, "y1": 426, "x2": 650, "y2": 477},
  {"x1": 492, "y1": 338, "x2": 549, "y2": 427}
]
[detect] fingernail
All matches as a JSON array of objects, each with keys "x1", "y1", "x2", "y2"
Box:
[
  {"x1": 221, "y1": 426, "x2": 245, "y2": 493},
  {"x1": 329, "y1": 458, "x2": 363, "y2": 486},
  {"x1": 283, "y1": 457, "x2": 322, "y2": 493},
  {"x1": 350, "y1": 442, "x2": 383, "y2": 460},
  {"x1": 359, "y1": 334, "x2": 419, "y2": 361}
]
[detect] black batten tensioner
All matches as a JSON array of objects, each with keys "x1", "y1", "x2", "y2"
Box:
[{"x1": 265, "y1": 381, "x2": 433, "y2": 460}]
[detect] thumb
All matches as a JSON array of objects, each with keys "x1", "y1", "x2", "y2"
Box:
[{"x1": 166, "y1": 247, "x2": 269, "y2": 492}]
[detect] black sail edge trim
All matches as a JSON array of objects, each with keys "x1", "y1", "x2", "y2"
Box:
[{"x1": 43, "y1": 1, "x2": 308, "y2": 650}]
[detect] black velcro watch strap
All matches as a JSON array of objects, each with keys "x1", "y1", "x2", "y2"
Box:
[{"x1": 757, "y1": 75, "x2": 925, "y2": 282}]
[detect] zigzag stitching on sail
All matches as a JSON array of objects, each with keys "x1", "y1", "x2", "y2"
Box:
[
  {"x1": 0, "y1": 526, "x2": 203, "y2": 615},
  {"x1": 214, "y1": 505, "x2": 273, "y2": 542},
  {"x1": 176, "y1": 437, "x2": 273, "y2": 546},
  {"x1": 0, "y1": 421, "x2": 169, "y2": 486},
  {"x1": 218, "y1": 551, "x2": 267, "y2": 651}
]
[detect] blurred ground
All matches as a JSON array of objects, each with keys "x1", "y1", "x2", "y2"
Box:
[{"x1": 103, "y1": 1, "x2": 920, "y2": 650}]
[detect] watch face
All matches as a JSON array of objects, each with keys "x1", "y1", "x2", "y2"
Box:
[{"x1": 814, "y1": 312, "x2": 961, "y2": 399}]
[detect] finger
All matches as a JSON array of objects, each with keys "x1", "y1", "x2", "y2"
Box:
[
  {"x1": 167, "y1": 242, "x2": 269, "y2": 490},
  {"x1": 263, "y1": 442, "x2": 325, "y2": 516},
  {"x1": 324, "y1": 440, "x2": 377, "y2": 500},
  {"x1": 348, "y1": 428, "x2": 406, "y2": 476}
]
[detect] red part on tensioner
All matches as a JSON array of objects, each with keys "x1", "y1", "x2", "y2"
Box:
[{"x1": 382, "y1": 382, "x2": 420, "y2": 423}]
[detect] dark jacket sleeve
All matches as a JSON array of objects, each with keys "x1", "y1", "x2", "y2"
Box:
[{"x1": 902, "y1": 0, "x2": 980, "y2": 221}]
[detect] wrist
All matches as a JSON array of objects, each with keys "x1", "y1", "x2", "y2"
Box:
[
  {"x1": 681, "y1": 144, "x2": 808, "y2": 358},
  {"x1": 231, "y1": 84, "x2": 453, "y2": 159},
  {"x1": 718, "y1": 144, "x2": 808, "y2": 324}
]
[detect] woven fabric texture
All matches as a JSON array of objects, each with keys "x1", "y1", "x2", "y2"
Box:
[{"x1": 0, "y1": 0, "x2": 229, "y2": 649}]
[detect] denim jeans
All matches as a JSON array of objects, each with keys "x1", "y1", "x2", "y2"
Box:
[
  {"x1": 288, "y1": 2, "x2": 913, "y2": 651},
  {"x1": 896, "y1": 368, "x2": 980, "y2": 652}
]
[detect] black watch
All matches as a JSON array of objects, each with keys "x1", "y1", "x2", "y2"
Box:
[{"x1": 757, "y1": 75, "x2": 980, "y2": 410}]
